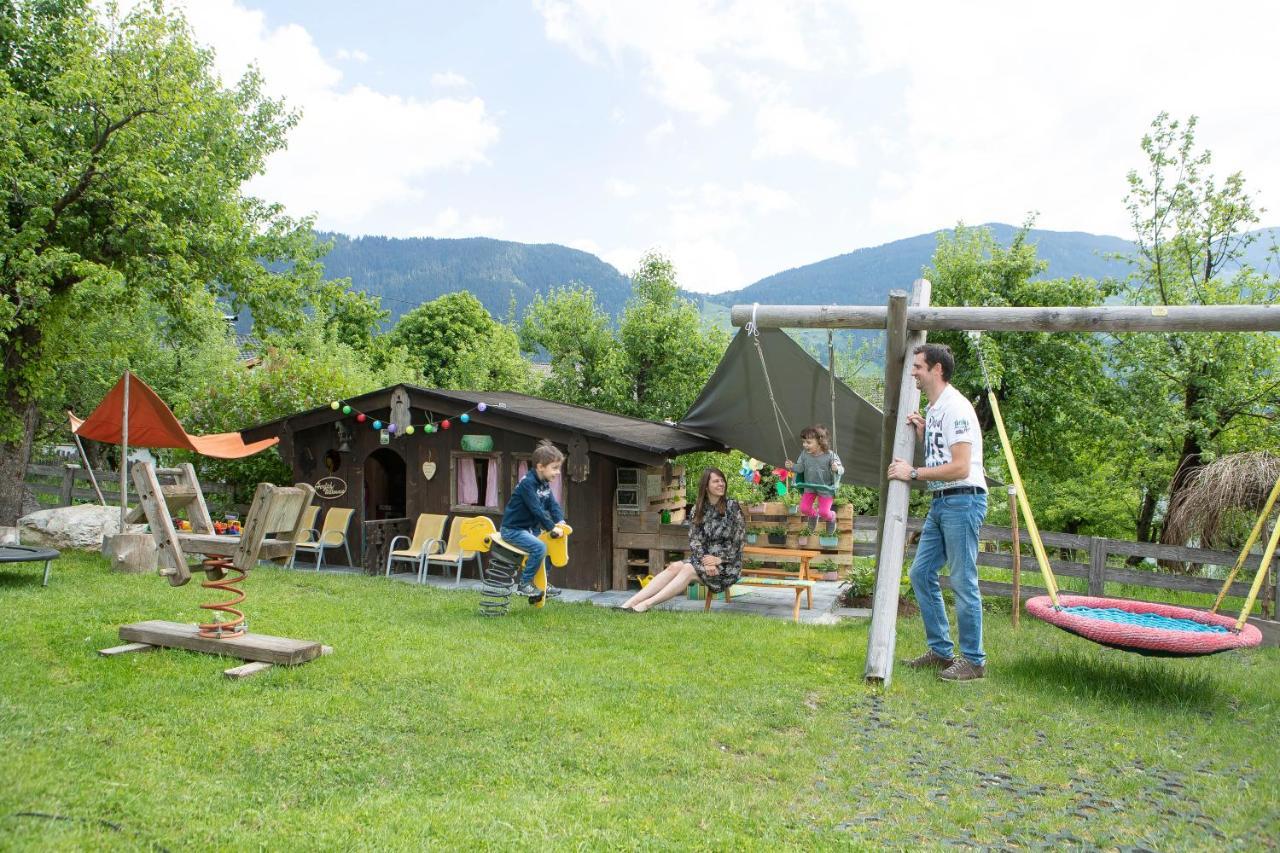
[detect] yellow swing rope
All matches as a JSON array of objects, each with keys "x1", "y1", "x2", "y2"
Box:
[
  {"x1": 1210, "y1": 471, "x2": 1280, "y2": 630},
  {"x1": 970, "y1": 332, "x2": 1061, "y2": 607}
]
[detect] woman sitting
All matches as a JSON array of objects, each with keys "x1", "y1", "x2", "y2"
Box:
[{"x1": 620, "y1": 466, "x2": 744, "y2": 613}]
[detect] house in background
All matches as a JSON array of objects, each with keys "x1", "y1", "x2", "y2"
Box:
[{"x1": 241, "y1": 387, "x2": 719, "y2": 591}]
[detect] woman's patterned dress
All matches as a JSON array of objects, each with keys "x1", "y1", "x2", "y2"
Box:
[{"x1": 689, "y1": 498, "x2": 746, "y2": 592}]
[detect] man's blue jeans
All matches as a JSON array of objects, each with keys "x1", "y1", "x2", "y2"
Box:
[
  {"x1": 908, "y1": 491, "x2": 988, "y2": 667},
  {"x1": 500, "y1": 527, "x2": 546, "y2": 584}
]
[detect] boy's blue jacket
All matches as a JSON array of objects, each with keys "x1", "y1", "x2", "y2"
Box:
[{"x1": 501, "y1": 469, "x2": 564, "y2": 532}]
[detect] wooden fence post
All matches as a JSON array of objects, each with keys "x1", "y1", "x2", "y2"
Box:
[
  {"x1": 1088, "y1": 537, "x2": 1107, "y2": 596},
  {"x1": 59, "y1": 464, "x2": 77, "y2": 507},
  {"x1": 1009, "y1": 485, "x2": 1021, "y2": 627}
]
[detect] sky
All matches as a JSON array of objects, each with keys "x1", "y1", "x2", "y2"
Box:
[{"x1": 141, "y1": 1, "x2": 1280, "y2": 294}]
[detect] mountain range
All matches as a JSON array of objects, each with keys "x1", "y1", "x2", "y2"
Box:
[{"x1": 313, "y1": 225, "x2": 1279, "y2": 327}]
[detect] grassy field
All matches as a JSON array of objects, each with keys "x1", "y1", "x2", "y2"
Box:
[{"x1": 2, "y1": 551, "x2": 1276, "y2": 850}]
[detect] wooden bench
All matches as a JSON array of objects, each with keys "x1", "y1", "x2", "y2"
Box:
[
  {"x1": 704, "y1": 576, "x2": 817, "y2": 622},
  {"x1": 742, "y1": 545, "x2": 821, "y2": 609}
]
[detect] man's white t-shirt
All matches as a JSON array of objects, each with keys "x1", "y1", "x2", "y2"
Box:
[{"x1": 923, "y1": 384, "x2": 986, "y2": 492}]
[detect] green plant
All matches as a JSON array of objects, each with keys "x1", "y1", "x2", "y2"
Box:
[
  {"x1": 797, "y1": 525, "x2": 814, "y2": 538},
  {"x1": 814, "y1": 558, "x2": 837, "y2": 573},
  {"x1": 765, "y1": 525, "x2": 788, "y2": 536},
  {"x1": 746, "y1": 526, "x2": 764, "y2": 536},
  {"x1": 840, "y1": 559, "x2": 877, "y2": 600}
]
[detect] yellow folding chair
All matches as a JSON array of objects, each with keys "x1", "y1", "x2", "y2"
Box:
[
  {"x1": 289, "y1": 506, "x2": 354, "y2": 570},
  {"x1": 424, "y1": 515, "x2": 482, "y2": 584},
  {"x1": 385, "y1": 513, "x2": 447, "y2": 578}
]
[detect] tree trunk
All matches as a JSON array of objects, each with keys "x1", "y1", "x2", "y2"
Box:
[
  {"x1": 1128, "y1": 488, "x2": 1160, "y2": 566},
  {"x1": 0, "y1": 397, "x2": 39, "y2": 526}
]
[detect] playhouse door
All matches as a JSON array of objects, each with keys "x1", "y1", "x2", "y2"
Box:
[{"x1": 364, "y1": 448, "x2": 407, "y2": 520}]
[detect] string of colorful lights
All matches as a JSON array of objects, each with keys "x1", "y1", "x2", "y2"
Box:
[{"x1": 327, "y1": 399, "x2": 491, "y2": 436}]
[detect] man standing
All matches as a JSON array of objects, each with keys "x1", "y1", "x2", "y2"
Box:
[{"x1": 888, "y1": 343, "x2": 988, "y2": 682}]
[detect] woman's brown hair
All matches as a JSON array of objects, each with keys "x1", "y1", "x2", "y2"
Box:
[{"x1": 692, "y1": 466, "x2": 728, "y2": 524}]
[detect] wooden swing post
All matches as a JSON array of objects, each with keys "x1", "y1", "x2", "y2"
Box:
[
  {"x1": 874, "y1": 290, "x2": 910, "y2": 557},
  {"x1": 864, "y1": 279, "x2": 930, "y2": 687}
]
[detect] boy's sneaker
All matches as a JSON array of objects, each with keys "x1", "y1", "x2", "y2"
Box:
[
  {"x1": 544, "y1": 584, "x2": 563, "y2": 597},
  {"x1": 903, "y1": 649, "x2": 953, "y2": 669},
  {"x1": 939, "y1": 659, "x2": 986, "y2": 682},
  {"x1": 517, "y1": 582, "x2": 540, "y2": 597}
]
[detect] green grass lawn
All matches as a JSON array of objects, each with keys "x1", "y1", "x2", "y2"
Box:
[{"x1": 2, "y1": 552, "x2": 1276, "y2": 850}]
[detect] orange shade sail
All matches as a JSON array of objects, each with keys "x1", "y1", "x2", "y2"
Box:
[{"x1": 69, "y1": 372, "x2": 278, "y2": 459}]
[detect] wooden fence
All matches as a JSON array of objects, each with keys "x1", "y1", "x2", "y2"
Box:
[
  {"x1": 25, "y1": 463, "x2": 233, "y2": 509},
  {"x1": 846, "y1": 515, "x2": 1278, "y2": 625}
]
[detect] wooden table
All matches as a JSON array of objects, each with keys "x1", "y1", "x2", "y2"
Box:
[{"x1": 742, "y1": 545, "x2": 822, "y2": 609}]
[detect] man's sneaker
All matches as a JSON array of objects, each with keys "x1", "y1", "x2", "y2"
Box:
[
  {"x1": 939, "y1": 658, "x2": 986, "y2": 682},
  {"x1": 903, "y1": 649, "x2": 953, "y2": 669},
  {"x1": 517, "y1": 582, "x2": 540, "y2": 597},
  {"x1": 544, "y1": 584, "x2": 563, "y2": 597}
]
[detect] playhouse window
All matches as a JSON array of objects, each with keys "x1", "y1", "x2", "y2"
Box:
[{"x1": 451, "y1": 452, "x2": 502, "y2": 512}]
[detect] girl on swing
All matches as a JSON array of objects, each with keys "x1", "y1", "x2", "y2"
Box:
[{"x1": 787, "y1": 425, "x2": 843, "y2": 535}]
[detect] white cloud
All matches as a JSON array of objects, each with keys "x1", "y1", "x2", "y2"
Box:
[
  {"x1": 645, "y1": 119, "x2": 675, "y2": 146},
  {"x1": 127, "y1": 0, "x2": 500, "y2": 234},
  {"x1": 534, "y1": 0, "x2": 844, "y2": 125},
  {"x1": 431, "y1": 71, "x2": 470, "y2": 89},
  {"x1": 605, "y1": 178, "x2": 639, "y2": 199},
  {"x1": 335, "y1": 47, "x2": 369, "y2": 62},
  {"x1": 753, "y1": 101, "x2": 857, "y2": 168},
  {"x1": 412, "y1": 208, "x2": 506, "y2": 238}
]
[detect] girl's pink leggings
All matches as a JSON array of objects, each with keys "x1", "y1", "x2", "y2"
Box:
[{"x1": 800, "y1": 491, "x2": 835, "y2": 522}]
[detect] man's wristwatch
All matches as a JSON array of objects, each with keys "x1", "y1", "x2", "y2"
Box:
[{"x1": 909, "y1": 468, "x2": 919, "y2": 480}]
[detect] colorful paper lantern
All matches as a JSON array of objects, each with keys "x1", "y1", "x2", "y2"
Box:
[
  {"x1": 405, "y1": 425, "x2": 415, "y2": 435},
  {"x1": 356, "y1": 413, "x2": 366, "y2": 423},
  {"x1": 441, "y1": 419, "x2": 451, "y2": 430},
  {"x1": 387, "y1": 423, "x2": 397, "y2": 434},
  {"x1": 342, "y1": 405, "x2": 352, "y2": 415},
  {"x1": 330, "y1": 401, "x2": 340, "y2": 410},
  {"x1": 372, "y1": 420, "x2": 383, "y2": 430},
  {"x1": 425, "y1": 424, "x2": 436, "y2": 434},
  {"x1": 476, "y1": 402, "x2": 487, "y2": 412},
  {"x1": 460, "y1": 413, "x2": 470, "y2": 424}
]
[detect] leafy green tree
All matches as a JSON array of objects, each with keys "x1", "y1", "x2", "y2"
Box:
[
  {"x1": 519, "y1": 283, "x2": 625, "y2": 408},
  {"x1": 1113, "y1": 113, "x2": 1280, "y2": 545},
  {"x1": 618, "y1": 252, "x2": 728, "y2": 420},
  {"x1": 388, "y1": 292, "x2": 533, "y2": 392},
  {"x1": 924, "y1": 223, "x2": 1132, "y2": 535},
  {"x1": 0, "y1": 1, "x2": 331, "y2": 523}
]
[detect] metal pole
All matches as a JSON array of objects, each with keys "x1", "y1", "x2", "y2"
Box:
[
  {"x1": 71, "y1": 429, "x2": 106, "y2": 505},
  {"x1": 120, "y1": 372, "x2": 129, "y2": 531},
  {"x1": 1009, "y1": 485, "x2": 1020, "y2": 628},
  {"x1": 864, "y1": 279, "x2": 931, "y2": 687}
]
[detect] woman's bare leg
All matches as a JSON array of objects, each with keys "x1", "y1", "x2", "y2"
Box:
[
  {"x1": 622, "y1": 561, "x2": 690, "y2": 609},
  {"x1": 632, "y1": 563, "x2": 699, "y2": 612}
]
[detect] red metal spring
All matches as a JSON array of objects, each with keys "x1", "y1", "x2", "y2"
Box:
[{"x1": 197, "y1": 557, "x2": 247, "y2": 639}]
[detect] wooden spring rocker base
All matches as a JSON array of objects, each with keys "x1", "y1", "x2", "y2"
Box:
[{"x1": 103, "y1": 474, "x2": 329, "y2": 679}]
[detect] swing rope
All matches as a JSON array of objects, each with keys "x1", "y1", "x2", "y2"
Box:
[{"x1": 747, "y1": 303, "x2": 794, "y2": 465}]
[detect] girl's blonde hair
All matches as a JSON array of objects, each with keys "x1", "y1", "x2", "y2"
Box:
[{"x1": 800, "y1": 425, "x2": 830, "y2": 453}]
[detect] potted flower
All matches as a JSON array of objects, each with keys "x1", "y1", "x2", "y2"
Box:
[
  {"x1": 814, "y1": 557, "x2": 839, "y2": 582},
  {"x1": 745, "y1": 526, "x2": 762, "y2": 545},
  {"x1": 818, "y1": 525, "x2": 840, "y2": 548},
  {"x1": 796, "y1": 525, "x2": 814, "y2": 547},
  {"x1": 766, "y1": 525, "x2": 788, "y2": 545}
]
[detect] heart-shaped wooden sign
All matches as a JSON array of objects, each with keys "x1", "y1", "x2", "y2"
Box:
[{"x1": 422, "y1": 461, "x2": 437, "y2": 480}]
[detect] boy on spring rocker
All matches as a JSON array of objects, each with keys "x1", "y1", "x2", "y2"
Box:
[{"x1": 500, "y1": 441, "x2": 568, "y2": 599}]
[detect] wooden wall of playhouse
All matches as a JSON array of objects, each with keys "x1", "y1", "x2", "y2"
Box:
[{"x1": 610, "y1": 490, "x2": 855, "y2": 588}]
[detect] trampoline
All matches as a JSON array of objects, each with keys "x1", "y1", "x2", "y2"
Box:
[
  {"x1": 0, "y1": 544, "x2": 60, "y2": 587},
  {"x1": 1026, "y1": 595, "x2": 1263, "y2": 657}
]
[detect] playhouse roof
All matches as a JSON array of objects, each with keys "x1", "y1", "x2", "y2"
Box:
[{"x1": 241, "y1": 386, "x2": 720, "y2": 466}]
